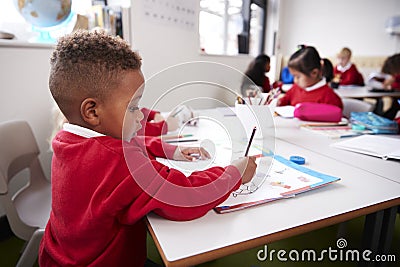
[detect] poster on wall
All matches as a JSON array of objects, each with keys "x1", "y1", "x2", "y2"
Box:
[{"x1": 143, "y1": 0, "x2": 196, "y2": 31}]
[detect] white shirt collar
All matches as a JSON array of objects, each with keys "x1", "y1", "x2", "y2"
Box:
[
  {"x1": 305, "y1": 78, "x2": 326, "y2": 91},
  {"x1": 63, "y1": 123, "x2": 105, "y2": 138},
  {"x1": 337, "y1": 62, "x2": 352, "y2": 72}
]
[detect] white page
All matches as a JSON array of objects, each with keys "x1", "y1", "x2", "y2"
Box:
[
  {"x1": 274, "y1": 105, "x2": 295, "y2": 118},
  {"x1": 331, "y1": 135, "x2": 400, "y2": 160}
]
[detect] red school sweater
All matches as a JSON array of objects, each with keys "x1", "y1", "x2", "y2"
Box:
[
  {"x1": 278, "y1": 83, "x2": 343, "y2": 109},
  {"x1": 334, "y1": 64, "x2": 364, "y2": 86},
  {"x1": 39, "y1": 132, "x2": 241, "y2": 267},
  {"x1": 137, "y1": 107, "x2": 168, "y2": 136}
]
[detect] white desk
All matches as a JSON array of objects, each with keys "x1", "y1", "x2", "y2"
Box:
[
  {"x1": 273, "y1": 116, "x2": 400, "y2": 184},
  {"x1": 147, "y1": 110, "x2": 400, "y2": 267},
  {"x1": 335, "y1": 86, "x2": 400, "y2": 99}
]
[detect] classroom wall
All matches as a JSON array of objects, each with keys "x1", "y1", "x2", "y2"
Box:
[
  {"x1": 129, "y1": 1, "x2": 254, "y2": 111},
  {"x1": 277, "y1": 0, "x2": 400, "y2": 58}
]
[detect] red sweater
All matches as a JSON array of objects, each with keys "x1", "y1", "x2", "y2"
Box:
[
  {"x1": 391, "y1": 74, "x2": 400, "y2": 90},
  {"x1": 137, "y1": 107, "x2": 168, "y2": 136},
  {"x1": 262, "y1": 76, "x2": 271, "y2": 93},
  {"x1": 39, "y1": 132, "x2": 241, "y2": 267},
  {"x1": 278, "y1": 83, "x2": 343, "y2": 109},
  {"x1": 334, "y1": 64, "x2": 364, "y2": 86}
]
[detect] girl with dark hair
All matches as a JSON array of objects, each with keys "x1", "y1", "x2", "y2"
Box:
[
  {"x1": 277, "y1": 45, "x2": 343, "y2": 109},
  {"x1": 241, "y1": 54, "x2": 272, "y2": 96}
]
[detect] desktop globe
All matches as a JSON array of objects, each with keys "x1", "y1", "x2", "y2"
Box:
[{"x1": 14, "y1": 0, "x2": 73, "y2": 42}]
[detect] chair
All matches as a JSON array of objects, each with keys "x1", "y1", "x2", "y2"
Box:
[
  {"x1": 341, "y1": 98, "x2": 375, "y2": 119},
  {"x1": 0, "y1": 120, "x2": 51, "y2": 267}
]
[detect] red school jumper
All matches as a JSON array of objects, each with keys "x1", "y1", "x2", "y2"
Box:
[
  {"x1": 278, "y1": 83, "x2": 343, "y2": 109},
  {"x1": 39, "y1": 131, "x2": 241, "y2": 267},
  {"x1": 334, "y1": 64, "x2": 364, "y2": 86},
  {"x1": 138, "y1": 107, "x2": 168, "y2": 136}
]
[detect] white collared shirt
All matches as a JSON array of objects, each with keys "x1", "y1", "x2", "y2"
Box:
[
  {"x1": 337, "y1": 62, "x2": 352, "y2": 72},
  {"x1": 305, "y1": 78, "x2": 327, "y2": 92},
  {"x1": 63, "y1": 123, "x2": 105, "y2": 138}
]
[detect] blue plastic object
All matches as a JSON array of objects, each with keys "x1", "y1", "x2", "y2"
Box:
[{"x1": 290, "y1": 156, "x2": 305, "y2": 165}]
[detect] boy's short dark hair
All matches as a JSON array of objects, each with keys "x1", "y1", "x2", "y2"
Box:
[
  {"x1": 288, "y1": 45, "x2": 321, "y2": 76},
  {"x1": 49, "y1": 29, "x2": 142, "y2": 119}
]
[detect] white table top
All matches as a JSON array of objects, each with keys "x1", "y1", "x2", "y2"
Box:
[
  {"x1": 147, "y1": 109, "x2": 400, "y2": 266},
  {"x1": 335, "y1": 86, "x2": 400, "y2": 98},
  {"x1": 273, "y1": 116, "x2": 400, "y2": 184}
]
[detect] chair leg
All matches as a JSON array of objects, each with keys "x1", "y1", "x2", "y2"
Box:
[{"x1": 16, "y1": 229, "x2": 44, "y2": 267}]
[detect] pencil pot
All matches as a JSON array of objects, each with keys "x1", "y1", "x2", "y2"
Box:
[{"x1": 235, "y1": 102, "x2": 275, "y2": 139}]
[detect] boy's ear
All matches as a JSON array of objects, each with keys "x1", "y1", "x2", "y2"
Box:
[{"x1": 80, "y1": 98, "x2": 100, "y2": 126}]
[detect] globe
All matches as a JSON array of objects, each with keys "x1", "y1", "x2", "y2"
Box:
[{"x1": 15, "y1": 0, "x2": 72, "y2": 28}]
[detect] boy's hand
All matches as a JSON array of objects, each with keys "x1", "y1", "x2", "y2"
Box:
[
  {"x1": 173, "y1": 146, "x2": 211, "y2": 161},
  {"x1": 231, "y1": 156, "x2": 257, "y2": 184},
  {"x1": 165, "y1": 116, "x2": 180, "y2": 131}
]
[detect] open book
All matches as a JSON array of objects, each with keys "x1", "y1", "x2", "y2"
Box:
[
  {"x1": 331, "y1": 135, "x2": 400, "y2": 160},
  {"x1": 214, "y1": 155, "x2": 340, "y2": 213},
  {"x1": 156, "y1": 146, "x2": 340, "y2": 214}
]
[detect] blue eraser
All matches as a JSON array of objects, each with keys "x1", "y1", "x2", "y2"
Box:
[{"x1": 290, "y1": 156, "x2": 305, "y2": 165}]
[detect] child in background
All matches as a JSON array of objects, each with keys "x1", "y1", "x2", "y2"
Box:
[
  {"x1": 40, "y1": 30, "x2": 257, "y2": 267},
  {"x1": 380, "y1": 53, "x2": 400, "y2": 120},
  {"x1": 241, "y1": 54, "x2": 273, "y2": 96},
  {"x1": 333, "y1": 47, "x2": 364, "y2": 86},
  {"x1": 277, "y1": 45, "x2": 343, "y2": 109}
]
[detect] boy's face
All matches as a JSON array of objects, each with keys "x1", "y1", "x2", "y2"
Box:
[{"x1": 98, "y1": 70, "x2": 145, "y2": 141}]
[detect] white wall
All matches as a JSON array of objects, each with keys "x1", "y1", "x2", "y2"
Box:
[
  {"x1": 277, "y1": 0, "x2": 400, "y2": 58},
  {"x1": 129, "y1": 1, "x2": 254, "y2": 111},
  {"x1": 0, "y1": 45, "x2": 54, "y2": 182}
]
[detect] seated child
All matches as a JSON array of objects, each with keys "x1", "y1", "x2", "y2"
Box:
[
  {"x1": 378, "y1": 53, "x2": 400, "y2": 119},
  {"x1": 241, "y1": 54, "x2": 273, "y2": 96},
  {"x1": 39, "y1": 30, "x2": 257, "y2": 267},
  {"x1": 277, "y1": 45, "x2": 343, "y2": 109},
  {"x1": 333, "y1": 47, "x2": 364, "y2": 86}
]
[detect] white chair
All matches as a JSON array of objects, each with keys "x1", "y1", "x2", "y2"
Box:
[
  {"x1": 0, "y1": 120, "x2": 51, "y2": 267},
  {"x1": 341, "y1": 98, "x2": 375, "y2": 119}
]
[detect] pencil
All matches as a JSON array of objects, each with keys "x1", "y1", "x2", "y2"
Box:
[
  {"x1": 165, "y1": 139, "x2": 199, "y2": 143},
  {"x1": 244, "y1": 126, "x2": 257, "y2": 156},
  {"x1": 160, "y1": 134, "x2": 193, "y2": 140}
]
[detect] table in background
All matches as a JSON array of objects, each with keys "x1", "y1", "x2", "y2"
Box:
[
  {"x1": 335, "y1": 86, "x2": 400, "y2": 99},
  {"x1": 273, "y1": 116, "x2": 400, "y2": 184}
]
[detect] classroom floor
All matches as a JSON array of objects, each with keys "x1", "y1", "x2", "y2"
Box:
[{"x1": 1, "y1": 215, "x2": 399, "y2": 267}]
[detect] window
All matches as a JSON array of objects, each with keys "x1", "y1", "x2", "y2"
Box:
[{"x1": 199, "y1": 0, "x2": 266, "y2": 56}]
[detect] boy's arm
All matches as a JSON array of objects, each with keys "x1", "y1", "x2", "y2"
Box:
[
  {"x1": 142, "y1": 136, "x2": 176, "y2": 159},
  {"x1": 150, "y1": 162, "x2": 241, "y2": 221},
  {"x1": 140, "y1": 107, "x2": 159, "y2": 121},
  {"x1": 115, "y1": 154, "x2": 242, "y2": 223},
  {"x1": 140, "y1": 121, "x2": 168, "y2": 136}
]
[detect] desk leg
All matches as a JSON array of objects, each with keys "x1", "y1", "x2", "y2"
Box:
[
  {"x1": 359, "y1": 210, "x2": 384, "y2": 267},
  {"x1": 359, "y1": 207, "x2": 398, "y2": 267},
  {"x1": 376, "y1": 206, "x2": 398, "y2": 267}
]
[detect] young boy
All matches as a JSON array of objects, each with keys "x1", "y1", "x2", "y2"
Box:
[
  {"x1": 39, "y1": 30, "x2": 257, "y2": 266},
  {"x1": 333, "y1": 47, "x2": 364, "y2": 86}
]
